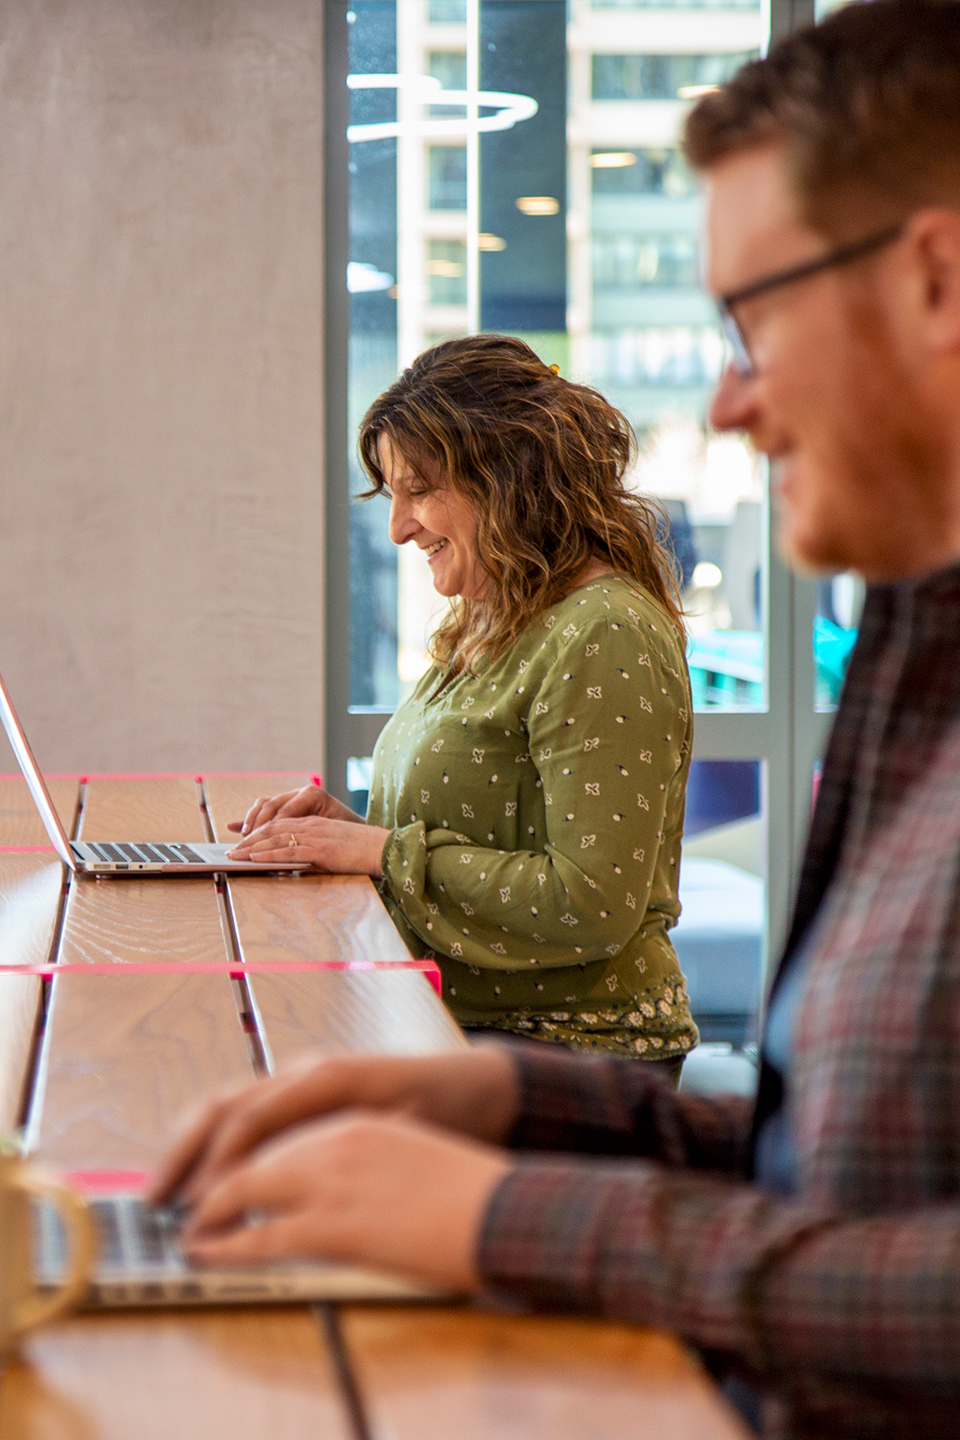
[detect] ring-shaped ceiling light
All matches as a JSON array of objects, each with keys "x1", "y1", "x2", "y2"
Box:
[{"x1": 346, "y1": 74, "x2": 538, "y2": 142}]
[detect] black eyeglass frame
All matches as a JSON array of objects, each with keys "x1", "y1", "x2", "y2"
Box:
[{"x1": 717, "y1": 222, "x2": 905, "y2": 377}]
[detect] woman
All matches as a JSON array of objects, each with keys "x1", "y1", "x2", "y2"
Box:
[{"x1": 228, "y1": 335, "x2": 697, "y2": 1065}]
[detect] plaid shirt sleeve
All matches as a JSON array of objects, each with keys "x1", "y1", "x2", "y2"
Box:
[
  {"x1": 482, "y1": 1046, "x2": 960, "y2": 1397},
  {"x1": 505, "y1": 1043, "x2": 752, "y2": 1173}
]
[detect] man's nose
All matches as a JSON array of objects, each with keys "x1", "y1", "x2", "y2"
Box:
[{"x1": 709, "y1": 363, "x2": 759, "y2": 433}]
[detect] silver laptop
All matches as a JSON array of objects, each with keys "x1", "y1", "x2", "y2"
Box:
[
  {"x1": 0, "y1": 668, "x2": 302, "y2": 875},
  {"x1": 35, "y1": 1192, "x2": 439, "y2": 1306}
]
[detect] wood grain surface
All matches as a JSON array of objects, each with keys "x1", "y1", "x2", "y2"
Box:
[
  {"x1": 205, "y1": 773, "x2": 411, "y2": 962},
  {"x1": 28, "y1": 972, "x2": 255, "y2": 1170},
  {"x1": 0, "y1": 1308, "x2": 353, "y2": 1440},
  {"x1": 30, "y1": 777, "x2": 251, "y2": 1169},
  {"x1": 203, "y1": 775, "x2": 312, "y2": 842},
  {"x1": 251, "y1": 969, "x2": 466, "y2": 1071},
  {"x1": 0, "y1": 855, "x2": 65, "y2": 1131},
  {"x1": 6, "y1": 776, "x2": 738, "y2": 1440},
  {"x1": 57, "y1": 875, "x2": 233, "y2": 969},
  {"x1": 227, "y1": 871, "x2": 412, "y2": 964},
  {"x1": 79, "y1": 778, "x2": 207, "y2": 843},
  {"x1": 0, "y1": 776, "x2": 80, "y2": 848},
  {"x1": 341, "y1": 1308, "x2": 749, "y2": 1440}
]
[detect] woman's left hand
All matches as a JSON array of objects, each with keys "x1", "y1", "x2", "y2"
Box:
[
  {"x1": 179, "y1": 1110, "x2": 512, "y2": 1291},
  {"x1": 226, "y1": 817, "x2": 391, "y2": 877}
]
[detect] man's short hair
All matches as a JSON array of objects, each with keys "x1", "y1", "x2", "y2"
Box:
[{"x1": 683, "y1": 0, "x2": 960, "y2": 237}]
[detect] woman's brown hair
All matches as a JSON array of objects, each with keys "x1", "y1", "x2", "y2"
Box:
[{"x1": 358, "y1": 334, "x2": 683, "y2": 673}]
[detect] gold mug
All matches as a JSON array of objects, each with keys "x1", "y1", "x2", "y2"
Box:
[{"x1": 0, "y1": 1146, "x2": 96, "y2": 1355}]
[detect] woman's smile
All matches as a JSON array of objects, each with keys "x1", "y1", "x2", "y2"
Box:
[{"x1": 380, "y1": 434, "x2": 485, "y2": 599}]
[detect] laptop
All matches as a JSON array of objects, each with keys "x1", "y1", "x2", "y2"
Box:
[
  {"x1": 34, "y1": 1191, "x2": 441, "y2": 1306},
  {"x1": 0, "y1": 668, "x2": 303, "y2": 875}
]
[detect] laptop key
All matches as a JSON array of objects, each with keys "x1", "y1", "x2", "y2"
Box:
[
  {"x1": 169, "y1": 845, "x2": 208, "y2": 864},
  {"x1": 137, "y1": 1207, "x2": 169, "y2": 1264},
  {"x1": 90, "y1": 1200, "x2": 126, "y2": 1266}
]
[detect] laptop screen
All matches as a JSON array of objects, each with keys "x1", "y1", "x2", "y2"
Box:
[{"x1": 0, "y1": 668, "x2": 76, "y2": 869}]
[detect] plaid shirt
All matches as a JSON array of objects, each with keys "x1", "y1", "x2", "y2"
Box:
[{"x1": 478, "y1": 563, "x2": 960, "y2": 1439}]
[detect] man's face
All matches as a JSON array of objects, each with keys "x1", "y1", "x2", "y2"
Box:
[{"x1": 704, "y1": 144, "x2": 949, "y2": 580}]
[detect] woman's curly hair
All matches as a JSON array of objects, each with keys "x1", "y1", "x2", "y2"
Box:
[{"x1": 358, "y1": 334, "x2": 683, "y2": 674}]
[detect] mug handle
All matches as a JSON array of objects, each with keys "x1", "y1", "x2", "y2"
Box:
[{"x1": 12, "y1": 1173, "x2": 97, "y2": 1334}]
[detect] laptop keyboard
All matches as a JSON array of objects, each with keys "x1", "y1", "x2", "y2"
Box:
[
  {"x1": 83, "y1": 841, "x2": 208, "y2": 866},
  {"x1": 36, "y1": 1196, "x2": 188, "y2": 1280}
]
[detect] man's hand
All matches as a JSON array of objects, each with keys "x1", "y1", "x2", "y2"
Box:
[
  {"x1": 148, "y1": 1048, "x2": 520, "y2": 1207},
  {"x1": 226, "y1": 816, "x2": 391, "y2": 876},
  {"x1": 178, "y1": 1111, "x2": 512, "y2": 1291},
  {"x1": 227, "y1": 784, "x2": 364, "y2": 837}
]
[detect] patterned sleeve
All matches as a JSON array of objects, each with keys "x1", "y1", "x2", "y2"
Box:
[
  {"x1": 379, "y1": 613, "x2": 686, "y2": 971},
  {"x1": 479, "y1": 1160, "x2": 960, "y2": 1395},
  {"x1": 505, "y1": 1042, "x2": 751, "y2": 1174}
]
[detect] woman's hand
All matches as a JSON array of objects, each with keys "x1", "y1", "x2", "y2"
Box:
[
  {"x1": 148, "y1": 1048, "x2": 520, "y2": 1207},
  {"x1": 226, "y1": 816, "x2": 391, "y2": 875},
  {"x1": 177, "y1": 1111, "x2": 512, "y2": 1290},
  {"x1": 227, "y1": 784, "x2": 363, "y2": 837}
]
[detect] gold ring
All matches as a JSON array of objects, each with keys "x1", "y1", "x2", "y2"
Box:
[{"x1": 288, "y1": 834, "x2": 298, "y2": 849}]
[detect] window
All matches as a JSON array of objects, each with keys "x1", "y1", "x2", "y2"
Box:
[
  {"x1": 428, "y1": 145, "x2": 467, "y2": 210},
  {"x1": 429, "y1": 0, "x2": 467, "y2": 20},
  {"x1": 427, "y1": 238, "x2": 467, "y2": 304},
  {"x1": 330, "y1": 0, "x2": 826, "y2": 1060},
  {"x1": 427, "y1": 49, "x2": 467, "y2": 90},
  {"x1": 592, "y1": 53, "x2": 758, "y2": 102},
  {"x1": 593, "y1": 0, "x2": 758, "y2": 9},
  {"x1": 592, "y1": 234, "x2": 700, "y2": 288},
  {"x1": 591, "y1": 148, "x2": 697, "y2": 198}
]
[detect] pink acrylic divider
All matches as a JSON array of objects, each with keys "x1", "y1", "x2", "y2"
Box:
[
  {"x1": 0, "y1": 957, "x2": 442, "y2": 995},
  {"x1": 62, "y1": 1169, "x2": 153, "y2": 1196},
  {"x1": 0, "y1": 771, "x2": 323, "y2": 783}
]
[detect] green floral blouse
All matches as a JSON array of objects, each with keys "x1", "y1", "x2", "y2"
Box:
[{"x1": 368, "y1": 576, "x2": 698, "y2": 1059}]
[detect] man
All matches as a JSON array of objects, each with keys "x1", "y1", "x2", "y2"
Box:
[{"x1": 151, "y1": 3, "x2": 960, "y2": 1433}]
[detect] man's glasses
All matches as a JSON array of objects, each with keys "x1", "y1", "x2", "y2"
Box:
[{"x1": 717, "y1": 222, "x2": 905, "y2": 378}]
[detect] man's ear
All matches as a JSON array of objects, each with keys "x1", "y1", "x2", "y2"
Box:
[{"x1": 912, "y1": 209, "x2": 960, "y2": 356}]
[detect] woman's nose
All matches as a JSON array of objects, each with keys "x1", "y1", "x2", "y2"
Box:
[{"x1": 388, "y1": 493, "x2": 417, "y2": 546}]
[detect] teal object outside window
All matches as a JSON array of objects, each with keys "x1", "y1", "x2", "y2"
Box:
[{"x1": 687, "y1": 620, "x2": 857, "y2": 711}]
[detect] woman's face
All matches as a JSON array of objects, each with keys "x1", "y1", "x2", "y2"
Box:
[{"x1": 379, "y1": 434, "x2": 486, "y2": 600}]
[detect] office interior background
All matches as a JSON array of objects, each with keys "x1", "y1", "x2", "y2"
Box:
[{"x1": 0, "y1": 0, "x2": 852, "y2": 1061}]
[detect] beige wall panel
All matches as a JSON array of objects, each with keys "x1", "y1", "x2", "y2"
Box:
[{"x1": 0, "y1": 0, "x2": 325, "y2": 775}]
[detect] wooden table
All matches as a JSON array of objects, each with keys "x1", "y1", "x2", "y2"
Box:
[{"x1": 0, "y1": 775, "x2": 747, "y2": 1439}]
